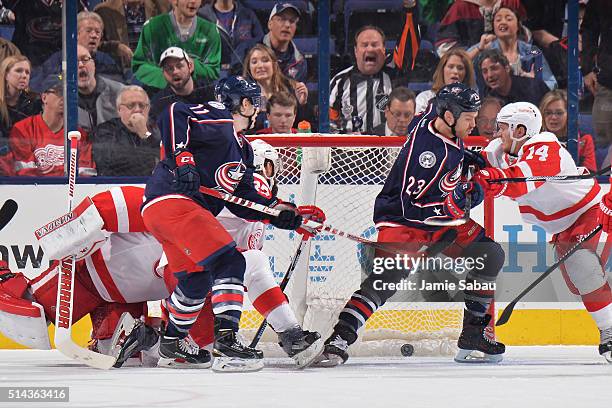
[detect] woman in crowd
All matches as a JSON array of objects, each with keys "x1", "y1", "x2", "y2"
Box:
[
  {"x1": 468, "y1": 6, "x2": 557, "y2": 90},
  {"x1": 242, "y1": 44, "x2": 308, "y2": 131},
  {"x1": 415, "y1": 48, "x2": 476, "y2": 114},
  {"x1": 540, "y1": 89, "x2": 596, "y2": 172},
  {"x1": 0, "y1": 55, "x2": 42, "y2": 176}
]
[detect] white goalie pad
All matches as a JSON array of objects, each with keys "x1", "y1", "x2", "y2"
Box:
[
  {"x1": 302, "y1": 146, "x2": 331, "y2": 174},
  {"x1": 0, "y1": 293, "x2": 51, "y2": 350},
  {"x1": 35, "y1": 197, "x2": 107, "y2": 260}
]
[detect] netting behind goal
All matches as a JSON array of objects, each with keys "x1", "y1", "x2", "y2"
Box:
[{"x1": 238, "y1": 135, "x2": 492, "y2": 357}]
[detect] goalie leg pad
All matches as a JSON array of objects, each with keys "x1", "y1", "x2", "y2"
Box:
[{"x1": 0, "y1": 283, "x2": 51, "y2": 349}]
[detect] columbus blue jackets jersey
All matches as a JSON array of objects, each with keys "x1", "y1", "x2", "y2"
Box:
[
  {"x1": 374, "y1": 107, "x2": 465, "y2": 230},
  {"x1": 144, "y1": 101, "x2": 277, "y2": 219}
]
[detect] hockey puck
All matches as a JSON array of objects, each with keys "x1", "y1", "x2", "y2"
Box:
[{"x1": 400, "y1": 343, "x2": 414, "y2": 357}]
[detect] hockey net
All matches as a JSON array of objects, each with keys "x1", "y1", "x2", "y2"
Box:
[{"x1": 239, "y1": 134, "x2": 493, "y2": 357}]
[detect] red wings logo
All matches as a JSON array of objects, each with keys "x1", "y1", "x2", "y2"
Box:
[
  {"x1": 253, "y1": 173, "x2": 272, "y2": 199},
  {"x1": 215, "y1": 161, "x2": 246, "y2": 193}
]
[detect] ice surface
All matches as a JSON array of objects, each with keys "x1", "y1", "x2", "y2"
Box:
[{"x1": 0, "y1": 347, "x2": 610, "y2": 408}]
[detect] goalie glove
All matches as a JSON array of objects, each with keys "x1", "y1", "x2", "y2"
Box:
[
  {"x1": 598, "y1": 190, "x2": 612, "y2": 233},
  {"x1": 269, "y1": 201, "x2": 302, "y2": 230},
  {"x1": 473, "y1": 167, "x2": 508, "y2": 198},
  {"x1": 173, "y1": 149, "x2": 200, "y2": 196},
  {"x1": 443, "y1": 182, "x2": 483, "y2": 219},
  {"x1": 295, "y1": 205, "x2": 326, "y2": 239}
]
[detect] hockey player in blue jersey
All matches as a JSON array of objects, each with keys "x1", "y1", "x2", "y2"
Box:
[
  {"x1": 140, "y1": 76, "x2": 319, "y2": 369},
  {"x1": 314, "y1": 83, "x2": 506, "y2": 365}
]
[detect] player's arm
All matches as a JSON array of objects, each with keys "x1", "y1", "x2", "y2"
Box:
[
  {"x1": 91, "y1": 186, "x2": 148, "y2": 232},
  {"x1": 474, "y1": 141, "x2": 562, "y2": 198}
]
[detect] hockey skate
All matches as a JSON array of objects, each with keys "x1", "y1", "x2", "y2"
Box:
[
  {"x1": 312, "y1": 325, "x2": 357, "y2": 367},
  {"x1": 212, "y1": 329, "x2": 264, "y2": 372},
  {"x1": 454, "y1": 312, "x2": 505, "y2": 363},
  {"x1": 599, "y1": 327, "x2": 612, "y2": 363},
  {"x1": 277, "y1": 325, "x2": 323, "y2": 368},
  {"x1": 110, "y1": 312, "x2": 160, "y2": 368}
]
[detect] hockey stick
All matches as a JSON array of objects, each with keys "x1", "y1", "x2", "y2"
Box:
[
  {"x1": 249, "y1": 237, "x2": 308, "y2": 348},
  {"x1": 199, "y1": 186, "x2": 411, "y2": 255},
  {"x1": 488, "y1": 165, "x2": 611, "y2": 184},
  {"x1": 53, "y1": 132, "x2": 116, "y2": 369},
  {"x1": 496, "y1": 224, "x2": 602, "y2": 326},
  {"x1": 424, "y1": 166, "x2": 475, "y2": 227},
  {"x1": 0, "y1": 199, "x2": 18, "y2": 231}
]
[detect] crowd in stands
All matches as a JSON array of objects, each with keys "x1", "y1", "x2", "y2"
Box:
[{"x1": 0, "y1": 0, "x2": 609, "y2": 177}]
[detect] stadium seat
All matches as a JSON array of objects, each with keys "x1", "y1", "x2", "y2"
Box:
[
  {"x1": 343, "y1": 0, "x2": 405, "y2": 52},
  {"x1": 293, "y1": 37, "x2": 338, "y2": 82},
  {"x1": 0, "y1": 25, "x2": 14, "y2": 41},
  {"x1": 579, "y1": 113, "x2": 595, "y2": 137}
]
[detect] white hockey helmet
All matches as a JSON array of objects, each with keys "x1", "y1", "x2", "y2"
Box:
[
  {"x1": 496, "y1": 102, "x2": 542, "y2": 140},
  {"x1": 251, "y1": 139, "x2": 283, "y2": 181}
]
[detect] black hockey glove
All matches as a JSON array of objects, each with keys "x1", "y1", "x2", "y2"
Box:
[
  {"x1": 269, "y1": 201, "x2": 303, "y2": 230},
  {"x1": 173, "y1": 149, "x2": 200, "y2": 196},
  {"x1": 463, "y1": 149, "x2": 487, "y2": 174}
]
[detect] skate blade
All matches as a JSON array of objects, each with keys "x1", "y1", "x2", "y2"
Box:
[
  {"x1": 454, "y1": 349, "x2": 503, "y2": 364},
  {"x1": 310, "y1": 352, "x2": 345, "y2": 368},
  {"x1": 212, "y1": 357, "x2": 264, "y2": 373},
  {"x1": 294, "y1": 338, "x2": 325, "y2": 369},
  {"x1": 109, "y1": 312, "x2": 138, "y2": 367},
  {"x1": 158, "y1": 357, "x2": 212, "y2": 369}
]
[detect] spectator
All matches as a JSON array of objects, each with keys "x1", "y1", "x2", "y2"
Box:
[
  {"x1": 256, "y1": 91, "x2": 298, "y2": 134},
  {"x1": 330, "y1": 26, "x2": 394, "y2": 134},
  {"x1": 198, "y1": 0, "x2": 263, "y2": 74},
  {"x1": 0, "y1": 56, "x2": 42, "y2": 165},
  {"x1": 242, "y1": 43, "x2": 308, "y2": 130},
  {"x1": 474, "y1": 96, "x2": 502, "y2": 139},
  {"x1": 262, "y1": 2, "x2": 307, "y2": 82},
  {"x1": 468, "y1": 6, "x2": 557, "y2": 90},
  {"x1": 581, "y1": 0, "x2": 612, "y2": 148},
  {"x1": 92, "y1": 85, "x2": 160, "y2": 176},
  {"x1": 436, "y1": 0, "x2": 525, "y2": 57},
  {"x1": 132, "y1": 0, "x2": 221, "y2": 90},
  {"x1": 77, "y1": 45, "x2": 125, "y2": 134},
  {"x1": 479, "y1": 49, "x2": 549, "y2": 106},
  {"x1": 373, "y1": 87, "x2": 416, "y2": 136},
  {"x1": 9, "y1": 74, "x2": 96, "y2": 177},
  {"x1": 540, "y1": 89, "x2": 596, "y2": 172},
  {"x1": 94, "y1": 0, "x2": 172, "y2": 69},
  {"x1": 31, "y1": 11, "x2": 127, "y2": 93},
  {"x1": 414, "y1": 48, "x2": 476, "y2": 114},
  {"x1": 9, "y1": 0, "x2": 87, "y2": 67},
  {"x1": 150, "y1": 46, "x2": 215, "y2": 120}
]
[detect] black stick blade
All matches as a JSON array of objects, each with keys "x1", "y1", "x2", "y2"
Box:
[
  {"x1": 0, "y1": 199, "x2": 18, "y2": 231},
  {"x1": 495, "y1": 301, "x2": 517, "y2": 326}
]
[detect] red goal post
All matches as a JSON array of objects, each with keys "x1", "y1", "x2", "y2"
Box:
[{"x1": 239, "y1": 134, "x2": 494, "y2": 357}]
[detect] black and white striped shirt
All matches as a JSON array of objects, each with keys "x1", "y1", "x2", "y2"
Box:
[{"x1": 329, "y1": 65, "x2": 394, "y2": 134}]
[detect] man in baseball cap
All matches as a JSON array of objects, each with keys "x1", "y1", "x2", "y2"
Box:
[{"x1": 263, "y1": 2, "x2": 306, "y2": 82}]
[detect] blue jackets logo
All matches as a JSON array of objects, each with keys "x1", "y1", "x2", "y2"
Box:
[{"x1": 215, "y1": 160, "x2": 246, "y2": 193}]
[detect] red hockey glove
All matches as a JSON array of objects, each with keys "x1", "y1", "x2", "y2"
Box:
[
  {"x1": 173, "y1": 149, "x2": 200, "y2": 196},
  {"x1": 443, "y1": 182, "x2": 483, "y2": 219},
  {"x1": 598, "y1": 191, "x2": 612, "y2": 233},
  {"x1": 295, "y1": 205, "x2": 326, "y2": 239},
  {"x1": 473, "y1": 167, "x2": 508, "y2": 198},
  {"x1": 269, "y1": 201, "x2": 302, "y2": 231}
]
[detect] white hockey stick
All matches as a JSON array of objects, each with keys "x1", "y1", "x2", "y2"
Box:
[{"x1": 53, "y1": 131, "x2": 116, "y2": 369}]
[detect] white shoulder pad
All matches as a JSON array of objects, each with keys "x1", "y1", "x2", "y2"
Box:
[
  {"x1": 0, "y1": 289, "x2": 50, "y2": 349},
  {"x1": 35, "y1": 197, "x2": 107, "y2": 260}
]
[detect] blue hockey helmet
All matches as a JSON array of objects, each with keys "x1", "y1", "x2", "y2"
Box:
[
  {"x1": 215, "y1": 76, "x2": 262, "y2": 112},
  {"x1": 434, "y1": 83, "x2": 481, "y2": 120}
]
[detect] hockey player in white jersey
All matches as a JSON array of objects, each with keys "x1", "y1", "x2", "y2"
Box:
[{"x1": 474, "y1": 102, "x2": 612, "y2": 363}]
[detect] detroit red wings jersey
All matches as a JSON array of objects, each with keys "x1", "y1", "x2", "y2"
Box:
[
  {"x1": 9, "y1": 114, "x2": 96, "y2": 176},
  {"x1": 85, "y1": 186, "x2": 168, "y2": 303},
  {"x1": 482, "y1": 132, "x2": 603, "y2": 234}
]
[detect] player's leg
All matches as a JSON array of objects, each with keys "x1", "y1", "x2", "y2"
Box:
[
  {"x1": 316, "y1": 226, "x2": 427, "y2": 366},
  {"x1": 242, "y1": 249, "x2": 322, "y2": 361},
  {"x1": 556, "y1": 206, "x2": 612, "y2": 363},
  {"x1": 442, "y1": 220, "x2": 506, "y2": 363}
]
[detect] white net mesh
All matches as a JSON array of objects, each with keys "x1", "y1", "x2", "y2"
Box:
[{"x1": 238, "y1": 135, "x2": 490, "y2": 357}]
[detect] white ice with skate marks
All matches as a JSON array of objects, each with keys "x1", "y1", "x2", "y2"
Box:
[{"x1": 0, "y1": 347, "x2": 610, "y2": 408}]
